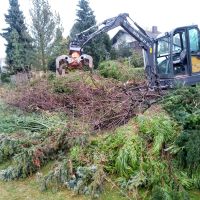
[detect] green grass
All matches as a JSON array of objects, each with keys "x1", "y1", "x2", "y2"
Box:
[
  {"x1": 0, "y1": 179, "x2": 87, "y2": 200},
  {"x1": 0, "y1": 179, "x2": 129, "y2": 200},
  {"x1": 0, "y1": 160, "x2": 85, "y2": 200},
  {"x1": 0, "y1": 161, "x2": 127, "y2": 200}
]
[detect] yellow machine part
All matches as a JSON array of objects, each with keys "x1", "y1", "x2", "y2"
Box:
[{"x1": 191, "y1": 56, "x2": 200, "y2": 73}]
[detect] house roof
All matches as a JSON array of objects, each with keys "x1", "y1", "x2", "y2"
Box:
[
  {"x1": 112, "y1": 30, "x2": 127, "y2": 45},
  {"x1": 111, "y1": 27, "x2": 161, "y2": 45},
  {"x1": 146, "y1": 30, "x2": 161, "y2": 38}
]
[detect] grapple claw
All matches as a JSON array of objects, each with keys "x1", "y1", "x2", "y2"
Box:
[{"x1": 56, "y1": 51, "x2": 93, "y2": 75}]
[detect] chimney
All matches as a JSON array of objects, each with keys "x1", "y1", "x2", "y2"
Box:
[{"x1": 152, "y1": 26, "x2": 158, "y2": 33}]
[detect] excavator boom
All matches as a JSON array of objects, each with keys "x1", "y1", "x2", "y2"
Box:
[
  {"x1": 56, "y1": 13, "x2": 200, "y2": 88},
  {"x1": 56, "y1": 13, "x2": 156, "y2": 85}
]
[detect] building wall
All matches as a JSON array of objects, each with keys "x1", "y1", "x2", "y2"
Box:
[
  {"x1": 112, "y1": 32, "x2": 136, "y2": 49},
  {"x1": 0, "y1": 58, "x2": 6, "y2": 72},
  {"x1": 112, "y1": 27, "x2": 160, "y2": 53}
]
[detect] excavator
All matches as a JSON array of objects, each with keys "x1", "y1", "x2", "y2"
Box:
[{"x1": 56, "y1": 13, "x2": 200, "y2": 88}]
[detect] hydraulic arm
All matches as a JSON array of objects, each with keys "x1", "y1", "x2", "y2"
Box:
[{"x1": 56, "y1": 13, "x2": 156, "y2": 84}]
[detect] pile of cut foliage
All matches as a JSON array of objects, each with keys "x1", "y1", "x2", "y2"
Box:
[
  {"x1": 0, "y1": 100, "x2": 88, "y2": 181},
  {"x1": 1, "y1": 69, "x2": 200, "y2": 199},
  {"x1": 162, "y1": 86, "x2": 200, "y2": 175},
  {"x1": 0, "y1": 99, "x2": 187, "y2": 199},
  {"x1": 3, "y1": 71, "x2": 159, "y2": 130}
]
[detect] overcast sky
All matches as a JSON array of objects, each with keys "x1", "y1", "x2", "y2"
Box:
[{"x1": 0, "y1": 0, "x2": 200, "y2": 58}]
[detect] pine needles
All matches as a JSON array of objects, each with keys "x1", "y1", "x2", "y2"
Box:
[
  {"x1": 137, "y1": 114, "x2": 177, "y2": 155},
  {"x1": 40, "y1": 161, "x2": 105, "y2": 198},
  {"x1": 0, "y1": 101, "x2": 66, "y2": 134},
  {"x1": 162, "y1": 86, "x2": 200, "y2": 174}
]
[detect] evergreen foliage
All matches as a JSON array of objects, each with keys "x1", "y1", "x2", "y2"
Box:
[
  {"x1": 0, "y1": 72, "x2": 11, "y2": 83},
  {"x1": 175, "y1": 130, "x2": 200, "y2": 173},
  {"x1": 0, "y1": 137, "x2": 21, "y2": 163},
  {"x1": 151, "y1": 185, "x2": 190, "y2": 200},
  {"x1": 99, "y1": 60, "x2": 145, "y2": 82},
  {"x1": 70, "y1": 0, "x2": 111, "y2": 67},
  {"x1": 1, "y1": 0, "x2": 33, "y2": 73},
  {"x1": 67, "y1": 115, "x2": 191, "y2": 198},
  {"x1": 40, "y1": 161, "x2": 105, "y2": 198},
  {"x1": 48, "y1": 29, "x2": 69, "y2": 72},
  {"x1": 0, "y1": 101, "x2": 64, "y2": 134},
  {"x1": 114, "y1": 41, "x2": 132, "y2": 58},
  {"x1": 2, "y1": 75, "x2": 200, "y2": 198},
  {"x1": 0, "y1": 129, "x2": 88, "y2": 181},
  {"x1": 162, "y1": 86, "x2": 200, "y2": 174},
  {"x1": 162, "y1": 86, "x2": 200, "y2": 130},
  {"x1": 128, "y1": 50, "x2": 144, "y2": 68},
  {"x1": 137, "y1": 114, "x2": 177, "y2": 155}
]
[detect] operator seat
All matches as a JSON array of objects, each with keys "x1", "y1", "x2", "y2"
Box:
[
  {"x1": 173, "y1": 49, "x2": 187, "y2": 75},
  {"x1": 180, "y1": 49, "x2": 187, "y2": 64},
  {"x1": 173, "y1": 49, "x2": 187, "y2": 65}
]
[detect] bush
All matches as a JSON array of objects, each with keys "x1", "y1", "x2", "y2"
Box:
[
  {"x1": 162, "y1": 86, "x2": 200, "y2": 174},
  {"x1": 52, "y1": 77, "x2": 74, "y2": 94},
  {"x1": 98, "y1": 60, "x2": 145, "y2": 82},
  {"x1": 125, "y1": 50, "x2": 144, "y2": 68},
  {"x1": 0, "y1": 73, "x2": 10, "y2": 83},
  {"x1": 162, "y1": 86, "x2": 200, "y2": 129},
  {"x1": 47, "y1": 72, "x2": 56, "y2": 81},
  {"x1": 175, "y1": 130, "x2": 200, "y2": 173}
]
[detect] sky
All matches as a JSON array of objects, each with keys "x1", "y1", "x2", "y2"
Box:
[{"x1": 0, "y1": 0, "x2": 200, "y2": 58}]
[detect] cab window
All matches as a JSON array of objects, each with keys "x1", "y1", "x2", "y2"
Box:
[
  {"x1": 156, "y1": 37, "x2": 171, "y2": 75},
  {"x1": 189, "y1": 28, "x2": 200, "y2": 73},
  {"x1": 173, "y1": 32, "x2": 186, "y2": 53},
  {"x1": 172, "y1": 31, "x2": 187, "y2": 76},
  {"x1": 189, "y1": 28, "x2": 200, "y2": 52}
]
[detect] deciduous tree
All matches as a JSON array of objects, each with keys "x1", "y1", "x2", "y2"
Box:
[
  {"x1": 30, "y1": 0, "x2": 60, "y2": 71},
  {"x1": 48, "y1": 26, "x2": 69, "y2": 71}
]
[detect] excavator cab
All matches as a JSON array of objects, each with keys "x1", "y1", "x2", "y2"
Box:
[{"x1": 155, "y1": 25, "x2": 200, "y2": 87}]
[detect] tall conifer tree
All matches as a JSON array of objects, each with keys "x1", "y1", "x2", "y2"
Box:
[
  {"x1": 1, "y1": 0, "x2": 33, "y2": 73},
  {"x1": 70, "y1": 0, "x2": 111, "y2": 67}
]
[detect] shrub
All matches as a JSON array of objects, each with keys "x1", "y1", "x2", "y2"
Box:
[
  {"x1": 162, "y1": 86, "x2": 200, "y2": 129},
  {"x1": 98, "y1": 60, "x2": 145, "y2": 82},
  {"x1": 162, "y1": 85, "x2": 200, "y2": 174},
  {"x1": 125, "y1": 50, "x2": 144, "y2": 68},
  {"x1": 47, "y1": 72, "x2": 56, "y2": 81},
  {"x1": 0, "y1": 73, "x2": 10, "y2": 83},
  {"x1": 175, "y1": 130, "x2": 200, "y2": 173},
  {"x1": 52, "y1": 77, "x2": 74, "y2": 94}
]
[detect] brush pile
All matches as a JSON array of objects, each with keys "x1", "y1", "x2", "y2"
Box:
[{"x1": 5, "y1": 71, "x2": 162, "y2": 131}]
